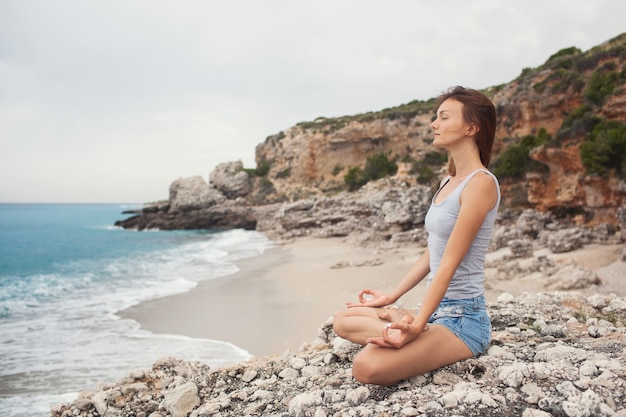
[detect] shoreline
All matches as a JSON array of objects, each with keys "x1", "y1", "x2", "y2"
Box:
[
  {"x1": 120, "y1": 238, "x2": 422, "y2": 357},
  {"x1": 120, "y1": 237, "x2": 625, "y2": 358}
]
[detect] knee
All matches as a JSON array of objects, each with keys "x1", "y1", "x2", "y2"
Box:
[
  {"x1": 352, "y1": 353, "x2": 388, "y2": 385},
  {"x1": 332, "y1": 309, "x2": 348, "y2": 338}
]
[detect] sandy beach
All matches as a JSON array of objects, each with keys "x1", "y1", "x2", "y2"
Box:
[{"x1": 120, "y1": 237, "x2": 625, "y2": 358}]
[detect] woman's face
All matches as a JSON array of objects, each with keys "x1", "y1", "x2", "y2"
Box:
[{"x1": 430, "y1": 98, "x2": 470, "y2": 149}]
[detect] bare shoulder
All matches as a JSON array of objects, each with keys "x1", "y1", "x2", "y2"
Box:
[
  {"x1": 462, "y1": 171, "x2": 498, "y2": 207},
  {"x1": 469, "y1": 170, "x2": 498, "y2": 189}
]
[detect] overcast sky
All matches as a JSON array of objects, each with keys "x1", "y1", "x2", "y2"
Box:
[{"x1": 1, "y1": 1, "x2": 624, "y2": 203}]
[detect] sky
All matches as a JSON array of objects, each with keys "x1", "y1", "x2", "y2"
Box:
[{"x1": 1, "y1": 1, "x2": 625, "y2": 203}]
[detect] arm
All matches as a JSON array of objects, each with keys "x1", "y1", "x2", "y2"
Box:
[
  {"x1": 346, "y1": 247, "x2": 430, "y2": 308},
  {"x1": 372, "y1": 173, "x2": 498, "y2": 347}
]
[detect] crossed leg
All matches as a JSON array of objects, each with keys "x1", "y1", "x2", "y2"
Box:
[{"x1": 333, "y1": 307, "x2": 473, "y2": 386}]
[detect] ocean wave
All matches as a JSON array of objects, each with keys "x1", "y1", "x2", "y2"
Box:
[{"x1": 0, "y1": 213, "x2": 273, "y2": 417}]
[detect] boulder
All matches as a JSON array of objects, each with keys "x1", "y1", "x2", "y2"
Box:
[
  {"x1": 209, "y1": 161, "x2": 251, "y2": 199},
  {"x1": 547, "y1": 228, "x2": 585, "y2": 253},
  {"x1": 163, "y1": 381, "x2": 200, "y2": 417},
  {"x1": 169, "y1": 176, "x2": 225, "y2": 213}
]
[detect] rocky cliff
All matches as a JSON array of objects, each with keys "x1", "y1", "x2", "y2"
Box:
[
  {"x1": 253, "y1": 33, "x2": 626, "y2": 224},
  {"x1": 116, "y1": 32, "x2": 626, "y2": 236}
]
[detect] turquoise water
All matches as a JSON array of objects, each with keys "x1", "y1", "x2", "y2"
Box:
[{"x1": 0, "y1": 204, "x2": 272, "y2": 417}]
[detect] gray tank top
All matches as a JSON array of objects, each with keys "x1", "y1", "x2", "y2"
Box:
[{"x1": 424, "y1": 169, "x2": 500, "y2": 299}]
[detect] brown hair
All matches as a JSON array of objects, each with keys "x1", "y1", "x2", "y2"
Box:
[{"x1": 435, "y1": 86, "x2": 496, "y2": 175}]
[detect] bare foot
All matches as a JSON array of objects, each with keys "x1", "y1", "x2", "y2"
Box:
[{"x1": 378, "y1": 307, "x2": 414, "y2": 322}]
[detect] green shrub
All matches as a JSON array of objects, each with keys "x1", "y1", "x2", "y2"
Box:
[
  {"x1": 556, "y1": 105, "x2": 603, "y2": 141},
  {"x1": 362, "y1": 152, "x2": 398, "y2": 182},
  {"x1": 580, "y1": 119, "x2": 626, "y2": 177},
  {"x1": 422, "y1": 151, "x2": 448, "y2": 166},
  {"x1": 275, "y1": 167, "x2": 291, "y2": 179},
  {"x1": 344, "y1": 167, "x2": 366, "y2": 191},
  {"x1": 243, "y1": 160, "x2": 272, "y2": 178},
  {"x1": 255, "y1": 160, "x2": 271, "y2": 177},
  {"x1": 416, "y1": 166, "x2": 435, "y2": 185},
  {"x1": 585, "y1": 70, "x2": 622, "y2": 105},
  {"x1": 492, "y1": 129, "x2": 550, "y2": 180},
  {"x1": 547, "y1": 46, "x2": 582, "y2": 62},
  {"x1": 407, "y1": 151, "x2": 447, "y2": 185},
  {"x1": 343, "y1": 153, "x2": 398, "y2": 191}
]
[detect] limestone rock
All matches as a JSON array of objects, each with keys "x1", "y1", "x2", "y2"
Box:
[
  {"x1": 547, "y1": 228, "x2": 585, "y2": 253},
  {"x1": 209, "y1": 160, "x2": 251, "y2": 199},
  {"x1": 169, "y1": 176, "x2": 225, "y2": 213},
  {"x1": 509, "y1": 238, "x2": 534, "y2": 258},
  {"x1": 545, "y1": 264, "x2": 601, "y2": 290},
  {"x1": 163, "y1": 381, "x2": 200, "y2": 417}
]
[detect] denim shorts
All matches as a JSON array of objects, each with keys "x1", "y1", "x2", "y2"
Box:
[{"x1": 427, "y1": 295, "x2": 491, "y2": 356}]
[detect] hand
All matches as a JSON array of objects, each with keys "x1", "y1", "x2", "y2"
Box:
[
  {"x1": 346, "y1": 289, "x2": 393, "y2": 308},
  {"x1": 366, "y1": 315, "x2": 429, "y2": 349}
]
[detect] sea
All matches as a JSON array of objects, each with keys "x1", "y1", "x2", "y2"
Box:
[{"x1": 0, "y1": 203, "x2": 274, "y2": 417}]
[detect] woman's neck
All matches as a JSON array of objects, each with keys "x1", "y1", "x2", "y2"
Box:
[{"x1": 448, "y1": 139, "x2": 484, "y2": 177}]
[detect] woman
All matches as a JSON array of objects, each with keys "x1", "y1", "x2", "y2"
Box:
[{"x1": 333, "y1": 86, "x2": 500, "y2": 386}]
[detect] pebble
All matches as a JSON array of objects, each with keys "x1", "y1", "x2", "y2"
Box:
[{"x1": 50, "y1": 292, "x2": 626, "y2": 417}]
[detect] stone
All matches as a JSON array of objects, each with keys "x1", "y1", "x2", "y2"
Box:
[
  {"x1": 91, "y1": 391, "x2": 108, "y2": 416},
  {"x1": 163, "y1": 381, "x2": 200, "y2": 417},
  {"x1": 288, "y1": 391, "x2": 323, "y2": 417},
  {"x1": 547, "y1": 228, "x2": 584, "y2": 253},
  {"x1": 190, "y1": 402, "x2": 221, "y2": 417},
  {"x1": 241, "y1": 369, "x2": 258, "y2": 382},
  {"x1": 169, "y1": 176, "x2": 225, "y2": 213},
  {"x1": 509, "y1": 239, "x2": 534, "y2": 258},
  {"x1": 209, "y1": 161, "x2": 251, "y2": 199},
  {"x1": 522, "y1": 409, "x2": 553, "y2": 417},
  {"x1": 121, "y1": 382, "x2": 148, "y2": 395},
  {"x1": 278, "y1": 368, "x2": 299, "y2": 380},
  {"x1": 498, "y1": 363, "x2": 529, "y2": 388},
  {"x1": 545, "y1": 264, "x2": 601, "y2": 290},
  {"x1": 345, "y1": 386, "x2": 370, "y2": 406}
]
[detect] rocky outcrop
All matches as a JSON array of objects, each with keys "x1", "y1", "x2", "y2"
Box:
[
  {"x1": 209, "y1": 161, "x2": 251, "y2": 200},
  {"x1": 169, "y1": 176, "x2": 226, "y2": 213},
  {"x1": 254, "y1": 178, "x2": 432, "y2": 245},
  {"x1": 116, "y1": 200, "x2": 257, "y2": 231},
  {"x1": 51, "y1": 292, "x2": 626, "y2": 417},
  {"x1": 115, "y1": 165, "x2": 256, "y2": 231},
  {"x1": 115, "y1": 172, "x2": 434, "y2": 242}
]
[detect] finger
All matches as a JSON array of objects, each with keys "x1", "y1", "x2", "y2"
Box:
[
  {"x1": 382, "y1": 323, "x2": 399, "y2": 340},
  {"x1": 367, "y1": 337, "x2": 394, "y2": 348},
  {"x1": 381, "y1": 329, "x2": 401, "y2": 348},
  {"x1": 346, "y1": 302, "x2": 366, "y2": 308},
  {"x1": 358, "y1": 289, "x2": 373, "y2": 303},
  {"x1": 388, "y1": 322, "x2": 409, "y2": 332}
]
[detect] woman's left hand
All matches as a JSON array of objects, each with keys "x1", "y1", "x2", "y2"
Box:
[{"x1": 366, "y1": 315, "x2": 429, "y2": 349}]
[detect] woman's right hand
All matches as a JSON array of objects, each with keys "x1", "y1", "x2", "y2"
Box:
[{"x1": 346, "y1": 289, "x2": 393, "y2": 308}]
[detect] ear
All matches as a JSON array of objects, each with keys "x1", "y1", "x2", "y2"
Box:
[{"x1": 466, "y1": 123, "x2": 480, "y2": 136}]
